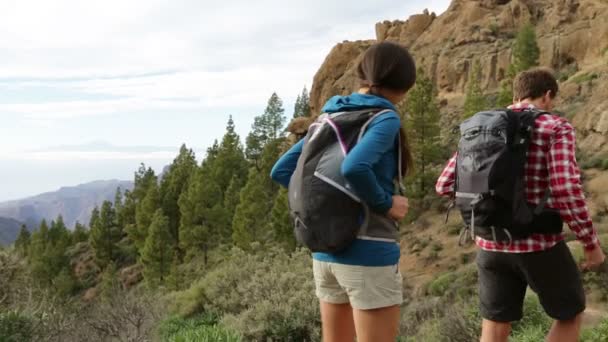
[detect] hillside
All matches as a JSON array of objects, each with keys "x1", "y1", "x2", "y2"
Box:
[
  {"x1": 0, "y1": 180, "x2": 133, "y2": 230},
  {"x1": 0, "y1": 217, "x2": 24, "y2": 246},
  {"x1": 310, "y1": 0, "x2": 608, "y2": 157},
  {"x1": 305, "y1": 0, "x2": 608, "y2": 291}
]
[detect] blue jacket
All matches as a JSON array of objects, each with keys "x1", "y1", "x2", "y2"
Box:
[{"x1": 270, "y1": 93, "x2": 401, "y2": 266}]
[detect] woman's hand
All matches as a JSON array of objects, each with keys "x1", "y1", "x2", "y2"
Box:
[{"x1": 387, "y1": 195, "x2": 409, "y2": 221}]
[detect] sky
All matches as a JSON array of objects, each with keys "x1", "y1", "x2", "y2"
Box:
[{"x1": 0, "y1": 0, "x2": 450, "y2": 202}]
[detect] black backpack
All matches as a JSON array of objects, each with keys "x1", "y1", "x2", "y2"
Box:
[
  {"x1": 452, "y1": 109, "x2": 563, "y2": 244},
  {"x1": 288, "y1": 108, "x2": 402, "y2": 253}
]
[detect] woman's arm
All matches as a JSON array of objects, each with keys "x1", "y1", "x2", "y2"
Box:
[
  {"x1": 341, "y1": 112, "x2": 400, "y2": 214},
  {"x1": 270, "y1": 139, "x2": 304, "y2": 188}
]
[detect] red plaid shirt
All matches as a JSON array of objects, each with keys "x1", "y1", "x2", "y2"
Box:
[{"x1": 436, "y1": 103, "x2": 599, "y2": 253}]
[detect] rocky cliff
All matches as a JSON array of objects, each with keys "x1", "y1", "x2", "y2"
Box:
[{"x1": 309, "y1": 0, "x2": 608, "y2": 157}]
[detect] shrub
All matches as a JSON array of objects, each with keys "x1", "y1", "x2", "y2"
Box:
[
  {"x1": 436, "y1": 301, "x2": 481, "y2": 342},
  {"x1": 511, "y1": 295, "x2": 552, "y2": 335},
  {"x1": 158, "y1": 314, "x2": 241, "y2": 342},
  {"x1": 431, "y1": 241, "x2": 444, "y2": 252},
  {"x1": 581, "y1": 319, "x2": 608, "y2": 341},
  {"x1": 511, "y1": 324, "x2": 547, "y2": 342},
  {"x1": 428, "y1": 273, "x2": 458, "y2": 297},
  {"x1": 0, "y1": 310, "x2": 34, "y2": 342},
  {"x1": 426, "y1": 265, "x2": 478, "y2": 299},
  {"x1": 169, "y1": 246, "x2": 321, "y2": 341},
  {"x1": 571, "y1": 72, "x2": 599, "y2": 84},
  {"x1": 399, "y1": 298, "x2": 444, "y2": 337},
  {"x1": 489, "y1": 22, "x2": 499, "y2": 36}
]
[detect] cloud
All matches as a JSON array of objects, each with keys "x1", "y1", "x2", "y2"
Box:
[
  {"x1": 0, "y1": 141, "x2": 202, "y2": 161},
  {"x1": 0, "y1": 0, "x2": 451, "y2": 151}
]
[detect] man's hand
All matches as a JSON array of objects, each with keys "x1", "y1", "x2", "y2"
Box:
[
  {"x1": 387, "y1": 196, "x2": 409, "y2": 221},
  {"x1": 582, "y1": 244, "x2": 606, "y2": 271}
]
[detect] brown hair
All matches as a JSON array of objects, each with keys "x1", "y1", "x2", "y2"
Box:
[
  {"x1": 513, "y1": 68, "x2": 559, "y2": 101},
  {"x1": 357, "y1": 42, "x2": 416, "y2": 177}
]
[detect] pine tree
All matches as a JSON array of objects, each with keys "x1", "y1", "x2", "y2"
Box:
[
  {"x1": 178, "y1": 159, "x2": 224, "y2": 262},
  {"x1": 232, "y1": 141, "x2": 283, "y2": 249},
  {"x1": 141, "y1": 209, "x2": 174, "y2": 287},
  {"x1": 90, "y1": 201, "x2": 122, "y2": 266},
  {"x1": 120, "y1": 189, "x2": 137, "y2": 228},
  {"x1": 213, "y1": 116, "x2": 248, "y2": 192},
  {"x1": 129, "y1": 181, "x2": 160, "y2": 250},
  {"x1": 72, "y1": 222, "x2": 89, "y2": 244},
  {"x1": 245, "y1": 93, "x2": 286, "y2": 166},
  {"x1": 160, "y1": 144, "x2": 197, "y2": 259},
  {"x1": 14, "y1": 225, "x2": 31, "y2": 257},
  {"x1": 463, "y1": 61, "x2": 487, "y2": 119},
  {"x1": 232, "y1": 168, "x2": 269, "y2": 249},
  {"x1": 29, "y1": 220, "x2": 52, "y2": 283},
  {"x1": 511, "y1": 23, "x2": 540, "y2": 75},
  {"x1": 46, "y1": 216, "x2": 71, "y2": 276},
  {"x1": 270, "y1": 188, "x2": 295, "y2": 251},
  {"x1": 402, "y1": 69, "x2": 442, "y2": 198},
  {"x1": 264, "y1": 93, "x2": 286, "y2": 141},
  {"x1": 89, "y1": 207, "x2": 100, "y2": 232},
  {"x1": 223, "y1": 176, "x2": 244, "y2": 225},
  {"x1": 499, "y1": 23, "x2": 540, "y2": 106},
  {"x1": 122, "y1": 165, "x2": 156, "y2": 238},
  {"x1": 497, "y1": 79, "x2": 514, "y2": 108},
  {"x1": 114, "y1": 187, "x2": 124, "y2": 228},
  {"x1": 132, "y1": 164, "x2": 158, "y2": 203},
  {"x1": 48, "y1": 215, "x2": 70, "y2": 246},
  {"x1": 293, "y1": 86, "x2": 311, "y2": 118}
]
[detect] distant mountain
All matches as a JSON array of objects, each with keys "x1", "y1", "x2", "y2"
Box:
[
  {"x1": 0, "y1": 180, "x2": 133, "y2": 230},
  {"x1": 0, "y1": 217, "x2": 24, "y2": 246}
]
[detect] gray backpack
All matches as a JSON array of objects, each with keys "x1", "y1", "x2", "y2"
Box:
[
  {"x1": 288, "y1": 108, "x2": 402, "y2": 253},
  {"x1": 452, "y1": 109, "x2": 563, "y2": 244}
]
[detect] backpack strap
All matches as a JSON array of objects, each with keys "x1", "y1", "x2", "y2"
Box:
[
  {"x1": 534, "y1": 188, "x2": 552, "y2": 215},
  {"x1": 516, "y1": 109, "x2": 552, "y2": 215}
]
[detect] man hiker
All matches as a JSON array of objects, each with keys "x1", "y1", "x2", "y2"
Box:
[{"x1": 436, "y1": 67, "x2": 606, "y2": 342}]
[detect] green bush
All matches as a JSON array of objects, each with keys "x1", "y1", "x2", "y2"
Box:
[
  {"x1": 571, "y1": 72, "x2": 599, "y2": 84},
  {"x1": 512, "y1": 295, "x2": 552, "y2": 335},
  {"x1": 427, "y1": 272, "x2": 458, "y2": 297},
  {"x1": 169, "y1": 246, "x2": 320, "y2": 341},
  {"x1": 489, "y1": 22, "x2": 499, "y2": 36},
  {"x1": 512, "y1": 324, "x2": 547, "y2": 342},
  {"x1": 0, "y1": 310, "x2": 34, "y2": 342},
  {"x1": 436, "y1": 302, "x2": 481, "y2": 342},
  {"x1": 426, "y1": 265, "x2": 478, "y2": 298},
  {"x1": 158, "y1": 314, "x2": 241, "y2": 342},
  {"x1": 582, "y1": 319, "x2": 608, "y2": 341}
]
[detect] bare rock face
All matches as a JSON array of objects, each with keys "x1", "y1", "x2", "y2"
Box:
[
  {"x1": 309, "y1": 0, "x2": 608, "y2": 154},
  {"x1": 309, "y1": 40, "x2": 373, "y2": 113}
]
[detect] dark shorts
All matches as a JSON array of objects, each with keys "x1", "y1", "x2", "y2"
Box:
[{"x1": 477, "y1": 241, "x2": 585, "y2": 322}]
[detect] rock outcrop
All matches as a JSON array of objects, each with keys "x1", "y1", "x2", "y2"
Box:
[{"x1": 309, "y1": 0, "x2": 608, "y2": 155}]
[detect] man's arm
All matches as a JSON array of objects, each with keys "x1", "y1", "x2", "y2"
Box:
[
  {"x1": 436, "y1": 153, "x2": 457, "y2": 197},
  {"x1": 547, "y1": 121, "x2": 599, "y2": 250}
]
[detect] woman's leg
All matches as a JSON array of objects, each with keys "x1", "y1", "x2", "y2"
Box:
[
  {"x1": 320, "y1": 301, "x2": 356, "y2": 342},
  {"x1": 352, "y1": 305, "x2": 400, "y2": 342}
]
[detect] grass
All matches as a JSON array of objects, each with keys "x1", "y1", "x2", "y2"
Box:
[
  {"x1": 571, "y1": 72, "x2": 600, "y2": 84},
  {"x1": 158, "y1": 314, "x2": 242, "y2": 342}
]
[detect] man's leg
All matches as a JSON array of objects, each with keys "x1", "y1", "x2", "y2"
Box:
[
  {"x1": 477, "y1": 249, "x2": 527, "y2": 342},
  {"x1": 546, "y1": 313, "x2": 583, "y2": 342},
  {"x1": 481, "y1": 319, "x2": 511, "y2": 342},
  {"x1": 517, "y1": 241, "x2": 586, "y2": 342}
]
